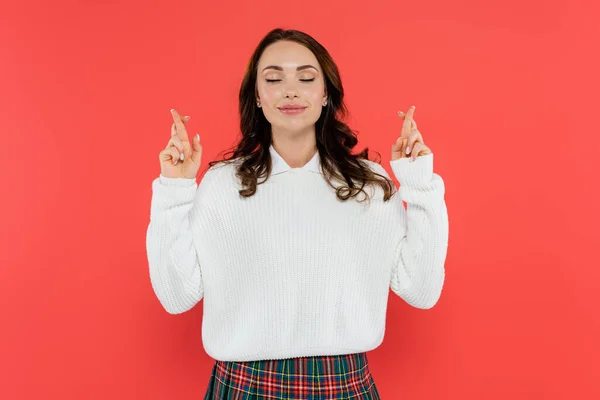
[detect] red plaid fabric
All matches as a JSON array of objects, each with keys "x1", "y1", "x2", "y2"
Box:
[{"x1": 203, "y1": 352, "x2": 381, "y2": 399}]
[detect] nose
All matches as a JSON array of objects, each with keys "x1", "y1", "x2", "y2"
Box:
[{"x1": 284, "y1": 86, "x2": 299, "y2": 99}]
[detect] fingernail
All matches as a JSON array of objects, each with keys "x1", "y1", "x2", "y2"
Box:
[
  {"x1": 179, "y1": 153, "x2": 184, "y2": 161},
  {"x1": 170, "y1": 109, "x2": 174, "y2": 112},
  {"x1": 195, "y1": 133, "x2": 200, "y2": 141},
  {"x1": 412, "y1": 105, "x2": 415, "y2": 109},
  {"x1": 406, "y1": 146, "x2": 411, "y2": 154},
  {"x1": 184, "y1": 115, "x2": 190, "y2": 119}
]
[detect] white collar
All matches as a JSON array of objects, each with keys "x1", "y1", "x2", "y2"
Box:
[{"x1": 269, "y1": 144, "x2": 322, "y2": 175}]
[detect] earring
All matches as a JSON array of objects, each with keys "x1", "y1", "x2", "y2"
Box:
[
  {"x1": 322, "y1": 98, "x2": 327, "y2": 106},
  {"x1": 256, "y1": 100, "x2": 261, "y2": 107}
]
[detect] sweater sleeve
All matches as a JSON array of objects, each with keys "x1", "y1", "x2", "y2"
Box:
[
  {"x1": 145, "y1": 173, "x2": 208, "y2": 314},
  {"x1": 387, "y1": 153, "x2": 449, "y2": 309}
]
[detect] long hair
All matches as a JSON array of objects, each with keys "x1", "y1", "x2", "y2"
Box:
[{"x1": 206, "y1": 28, "x2": 396, "y2": 203}]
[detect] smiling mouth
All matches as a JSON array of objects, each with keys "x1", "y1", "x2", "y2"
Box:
[{"x1": 278, "y1": 106, "x2": 307, "y2": 114}]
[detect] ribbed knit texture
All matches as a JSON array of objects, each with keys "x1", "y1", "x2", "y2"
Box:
[{"x1": 146, "y1": 149, "x2": 448, "y2": 362}]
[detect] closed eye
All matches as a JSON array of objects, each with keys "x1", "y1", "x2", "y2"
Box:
[{"x1": 265, "y1": 79, "x2": 315, "y2": 83}]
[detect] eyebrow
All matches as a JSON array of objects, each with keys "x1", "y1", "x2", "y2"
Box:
[{"x1": 261, "y1": 65, "x2": 319, "y2": 73}]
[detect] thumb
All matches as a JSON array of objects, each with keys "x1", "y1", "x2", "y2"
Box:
[{"x1": 191, "y1": 133, "x2": 203, "y2": 164}]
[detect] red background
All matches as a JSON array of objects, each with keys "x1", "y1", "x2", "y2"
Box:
[{"x1": 1, "y1": 0, "x2": 599, "y2": 398}]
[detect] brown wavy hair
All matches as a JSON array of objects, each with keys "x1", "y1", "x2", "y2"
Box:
[{"x1": 206, "y1": 28, "x2": 396, "y2": 203}]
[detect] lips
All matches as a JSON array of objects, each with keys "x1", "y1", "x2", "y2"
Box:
[{"x1": 278, "y1": 105, "x2": 307, "y2": 109}]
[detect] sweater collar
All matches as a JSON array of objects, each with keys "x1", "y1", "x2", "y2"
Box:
[{"x1": 269, "y1": 144, "x2": 322, "y2": 175}]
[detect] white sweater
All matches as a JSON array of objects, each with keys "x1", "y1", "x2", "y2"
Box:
[{"x1": 146, "y1": 144, "x2": 448, "y2": 362}]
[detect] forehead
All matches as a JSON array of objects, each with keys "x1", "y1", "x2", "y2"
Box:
[{"x1": 258, "y1": 41, "x2": 319, "y2": 70}]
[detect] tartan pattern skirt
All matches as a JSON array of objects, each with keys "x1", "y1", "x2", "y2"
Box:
[{"x1": 203, "y1": 352, "x2": 381, "y2": 399}]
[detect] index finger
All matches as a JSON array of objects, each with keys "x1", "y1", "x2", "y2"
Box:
[{"x1": 170, "y1": 109, "x2": 189, "y2": 142}]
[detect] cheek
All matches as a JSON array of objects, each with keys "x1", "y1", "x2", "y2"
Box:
[
  {"x1": 258, "y1": 85, "x2": 280, "y2": 105},
  {"x1": 306, "y1": 88, "x2": 325, "y2": 119},
  {"x1": 303, "y1": 87, "x2": 323, "y2": 102}
]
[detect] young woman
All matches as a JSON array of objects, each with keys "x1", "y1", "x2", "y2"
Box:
[{"x1": 147, "y1": 28, "x2": 449, "y2": 399}]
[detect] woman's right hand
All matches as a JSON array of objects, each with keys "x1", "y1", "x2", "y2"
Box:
[{"x1": 159, "y1": 108, "x2": 203, "y2": 179}]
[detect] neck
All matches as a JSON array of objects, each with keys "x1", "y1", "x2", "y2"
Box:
[{"x1": 271, "y1": 129, "x2": 317, "y2": 168}]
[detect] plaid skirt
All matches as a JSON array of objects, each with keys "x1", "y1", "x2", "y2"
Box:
[{"x1": 203, "y1": 352, "x2": 381, "y2": 399}]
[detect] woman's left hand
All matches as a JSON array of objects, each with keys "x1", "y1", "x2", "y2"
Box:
[{"x1": 391, "y1": 105, "x2": 432, "y2": 161}]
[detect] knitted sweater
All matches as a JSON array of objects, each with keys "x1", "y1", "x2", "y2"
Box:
[{"x1": 146, "y1": 144, "x2": 449, "y2": 362}]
